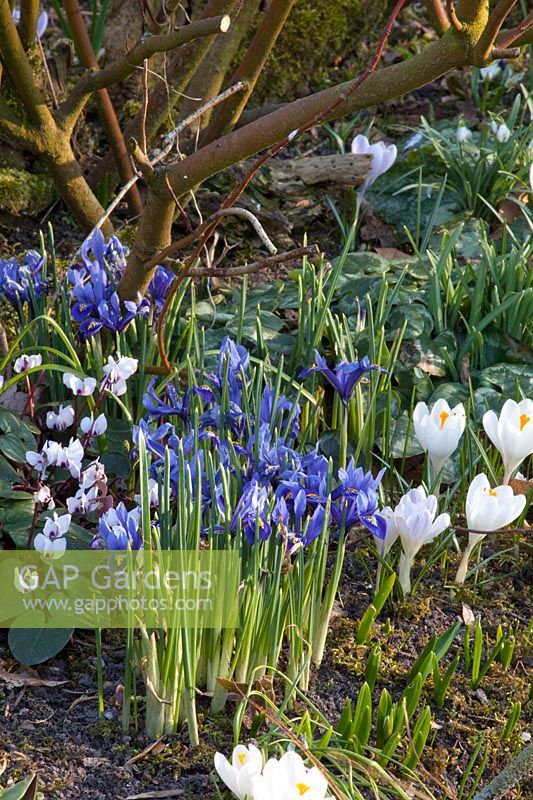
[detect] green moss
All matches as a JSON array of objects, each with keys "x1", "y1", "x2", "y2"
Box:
[
  {"x1": 0, "y1": 167, "x2": 54, "y2": 216},
  {"x1": 253, "y1": 0, "x2": 393, "y2": 102}
]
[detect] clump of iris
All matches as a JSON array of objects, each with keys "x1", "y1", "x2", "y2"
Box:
[
  {"x1": 0, "y1": 250, "x2": 47, "y2": 310},
  {"x1": 68, "y1": 229, "x2": 175, "y2": 339}
]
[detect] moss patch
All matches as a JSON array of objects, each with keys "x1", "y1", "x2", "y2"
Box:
[
  {"x1": 0, "y1": 168, "x2": 54, "y2": 216},
  {"x1": 253, "y1": 0, "x2": 393, "y2": 102}
]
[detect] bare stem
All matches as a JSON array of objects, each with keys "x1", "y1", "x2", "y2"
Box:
[
  {"x1": 63, "y1": 0, "x2": 143, "y2": 216},
  {"x1": 497, "y1": 10, "x2": 533, "y2": 48},
  {"x1": 447, "y1": 0, "x2": 464, "y2": 30},
  {"x1": 425, "y1": 0, "x2": 451, "y2": 33},
  {"x1": 188, "y1": 245, "x2": 317, "y2": 277}
]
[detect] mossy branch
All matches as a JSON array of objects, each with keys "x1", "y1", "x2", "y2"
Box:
[
  {"x1": 0, "y1": 0, "x2": 54, "y2": 127},
  {"x1": 18, "y1": 0, "x2": 39, "y2": 49},
  {"x1": 472, "y1": 743, "x2": 533, "y2": 800},
  {"x1": 56, "y1": 14, "x2": 232, "y2": 131}
]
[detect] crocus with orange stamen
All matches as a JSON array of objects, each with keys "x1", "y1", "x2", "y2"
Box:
[
  {"x1": 455, "y1": 474, "x2": 526, "y2": 584},
  {"x1": 413, "y1": 399, "x2": 466, "y2": 485},
  {"x1": 483, "y1": 399, "x2": 533, "y2": 484}
]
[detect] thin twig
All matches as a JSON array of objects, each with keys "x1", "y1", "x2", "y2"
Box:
[
  {"x1": 425, "y1": 0, "x2": 451, "y2": 32},
  {"x1": 81, "y1": 82, "x2": 248, "y2": 239},
  {"x1": 452, "y1": 525, "x2": 531, "y2": 536},
  {"x1": 141, "y1": 59, "x2": 149, "y2": 155},
  {"x1": 188, "y1": 244, "x2": 317, "y2": 277}
]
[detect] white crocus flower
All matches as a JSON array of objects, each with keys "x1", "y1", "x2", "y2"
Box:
[
  {"x1": 252, "y1": 751, "x2": 330, "y2": 800},
  {"x1": 80, "y1": 413, "x2": 108, "y2": 437},
  {"x1": 393, "y1": 487, "x2": 450, "y2": 595},
  {"x1": 63, "y1": 373, "x2": 97, "y2": 396},
  {"x1": 13, "y1": 7, "x2": 48, "y2": 38},
  {"x1": 214, "y1": 744, "x2": 263, "y2": 800},
  {"x1": 46, "y1": 405, "x2": 75, "y2": 431},
  {"x1": 14, "y1": 354, "x2": 42, "y2": 373},
  {"x1": 455, "y1": 474, "x2": 526, "y2": 584},
  {"x1": 483, "y1": 399, "x2": 533, "y2": 484},
  {"x1": 34, "y1": 512, "x2": 70, "y2": 556},
  {"x1": 350, "y1": 134, "x2": 397, "y2": 196},
  {"x1": 413, "y1": 399, "x2": 466, "y2": 483},
  {"x1": 456, "y1": 125, "x2": 472, "y2": 143}
]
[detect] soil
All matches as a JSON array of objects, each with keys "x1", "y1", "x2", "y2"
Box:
[{"x1": 1, "y1": 533, "x2": 531, "y2": 800}]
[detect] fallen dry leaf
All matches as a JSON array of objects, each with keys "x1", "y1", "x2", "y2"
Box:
[
  {"x1": 125, "y1": 739, "x2": 167, "y2": 766},
  {"x1": 0, "y1": 666, "x2": 68, "y2": 689},
  {"x1": 124, "y1": 791, "x2": 184, "y2": 799}
]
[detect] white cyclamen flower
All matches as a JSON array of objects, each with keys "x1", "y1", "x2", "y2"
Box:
[
  {"x1": 455, "y1": 474, "x2": 526, "y2": 584},
  {"x1": 46, "y1": 405, "x2": 75, "y2": 432},
  {"x1": 483, "y1": 398, "x2": 533, "y2": 484},
  {"x1": 34, "y1": 512, "x2": 71, "y2": 555},
  {"x1": 14, "y1": 354, "x2": 42, "y2": 373},
  {"x1": 456, "y1": 125, "x2": 472, "y2": 143},
  {"x1": 214, "y1": 744, "x2": 263, "y2": 800},
  {"x1": 63, "y1": 373, "x2": 97, "y2": 396},
  {"x1": 413, "y1": 399, "x2": 466, "y2": 480},
  {"x1": 102, "y1": 356, "x2": 138, "y2": 396},
  {"x1": 351, "y1": 134, "x2": 397, "y2": 194},
  {"x1": 134, "y1": 477, "x2": 159, "y2": 508},
  {"x1": 0, "y1": 376, "x2": 4, "y2": 391},
  {"x1": 34, "y1": 485, "x2": 55, "y2": 509},
  {"x1": 253, "y1": 751, "x2": 330, "y2": 800},
  {"x1": 393, "y1": 486, "x2": 450, "y2": 595},
  {"x1": 80, "y1": 413, "x2": 108, "y2": 437}
]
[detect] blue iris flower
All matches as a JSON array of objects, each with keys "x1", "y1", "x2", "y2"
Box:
[
  {"x1": 231, "y1": 479, "x2": 271, "y2": 545},
  {"x1": 146, "y1": 265, "x2": 175, "y2": 319},
  {"x1": 143, "y1": 378, "x2": 189, "y2": 420},
  {"x1": 0, "y1": 250, "x2": 47, "y2": 308},
  {"x1": 300, "y1": 350, "x2": 386, "y2": 405},
  {"x1": 96, "y1": 502, "x2": 143, "y2": 550}
]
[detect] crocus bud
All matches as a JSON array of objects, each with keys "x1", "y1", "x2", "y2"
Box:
[
  {"x1": 456, "y1": 125, "x2": 472, "y2": 143},
  {"x1": 483, "y1": 399, "x2": 533, "y2": 484},
  {"x1": 413, "y1": 399, "x2": 466, "y2": 483}
]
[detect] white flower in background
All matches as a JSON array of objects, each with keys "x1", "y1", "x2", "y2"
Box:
[
  {"x1": 455, "y1": 474, "x2": 526, "y2": 584},
  {"x1": 480, "y1": 62, "x2": 503, "y2": 81},
  {"x1": 0, "y1": 376, "x2": 4, "y2": 391},
  {"x1": 27, "y1": 440, "x2": 62, "y2": 477},
  {"x1": 80, "y1": 460, "x2": 107, "y2": 490},
  {"x1": 413, "y1": 399, "x2": 466, "y2": 482},
  {"x1": 63, "y1": 373, "x2": 97, "y2": 396},
  {"x1": 134, "y1": 478, "x2": 160, "y2": 508},
  {"x1": 456, "y1": 125, "x2": 472, "y2": 143},
  {"x1": 376, "y1": 505, "x2": 399, "y2": 558},
  {"x1": 253, "y1": 751, "x2": 330, "y2": 800},
  {"x1": 34, "y1": 512, "x2": 71, "y2": 555},
  {"x1": 102, "y1": 355, "x2": 138, "y2": 396},
  {"x1": 67, "y1": 484, "x2": 103, "y2": 515},
  {"x1": 57, "y1": 438, "x2": 84, "y2": 478},
  {"x1": 14, "y1": 354, "x2": 42, "y2": 373},
  {"x1": 351, "y1": 134, "x2": 397, "y2": 195},
  {"x1": 393, "y1": 486, "x2": 450, "y2": 595},
  {"x1": 214, "y1": 744, "x2": 263, "y2": 800},
  {"x1": 490, "y1": 121, "x2": 511, "y2": 143},
  {"x1": 530, "y1": 162, "x2": 533, "y2": 193},
  {"x1": 483, "y1": 399, "x2": 533, "y2": 484},
  {"x1": 404, "y1": 132, "x2": 424, "y2": 150},
  {"x1": 12, "y1": 7, "x2": 48, "y2": 39},
  {"x1": 34, "y1": 485, "x2": 55, "y2": 509},
  {"x1": 46, "y1": 404, "x2": 75, "y2": 432},
  {"x1": 80, "y1": 413, "x2": 108, "y2": 437}
]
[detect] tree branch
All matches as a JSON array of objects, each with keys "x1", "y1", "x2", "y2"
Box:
[
  {"x1": 497, "y1": 10, "x2": 533, "y2": 48},
  {"x1": 187, "y1": 245, "x2": 317, "y2": 277},
  {"x1": 63, "y1": 0, "x2": 143, "y2": 216},
  {"x1": 472, "y1": 744, "x2": 532, "y2": 800},
  {"x1": 425, "y1": 0, "x2": 451, "y2": 33},
  {"x1": 475, "y1": 0, "x2": 518, "y2": 63},
  {"x1": 18, "y1": 0, "x2": 38, "y2": 48},
  {"x1": 202, "y1": 0, "x2": 297, "y2": 141},
  {"x1": 447, "y1": 0, "x2": 464, "y2": 31},
  {"x1": 56, "y1": 15, "x2": 231, "y2": 130},
  {"x1": 0, "y1": 0, "x2": 54, "y2": 127},
  {"x1": 0, "y1": 97, "x2": 38, "y2": 148}
]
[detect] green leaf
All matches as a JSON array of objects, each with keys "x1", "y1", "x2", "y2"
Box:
[
  {"x1": 8, "y1": 627, "x2": 74, "y2": 665},
  {"x1": 1, "y1": 775, "x2": 38, "y2": 800}
]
